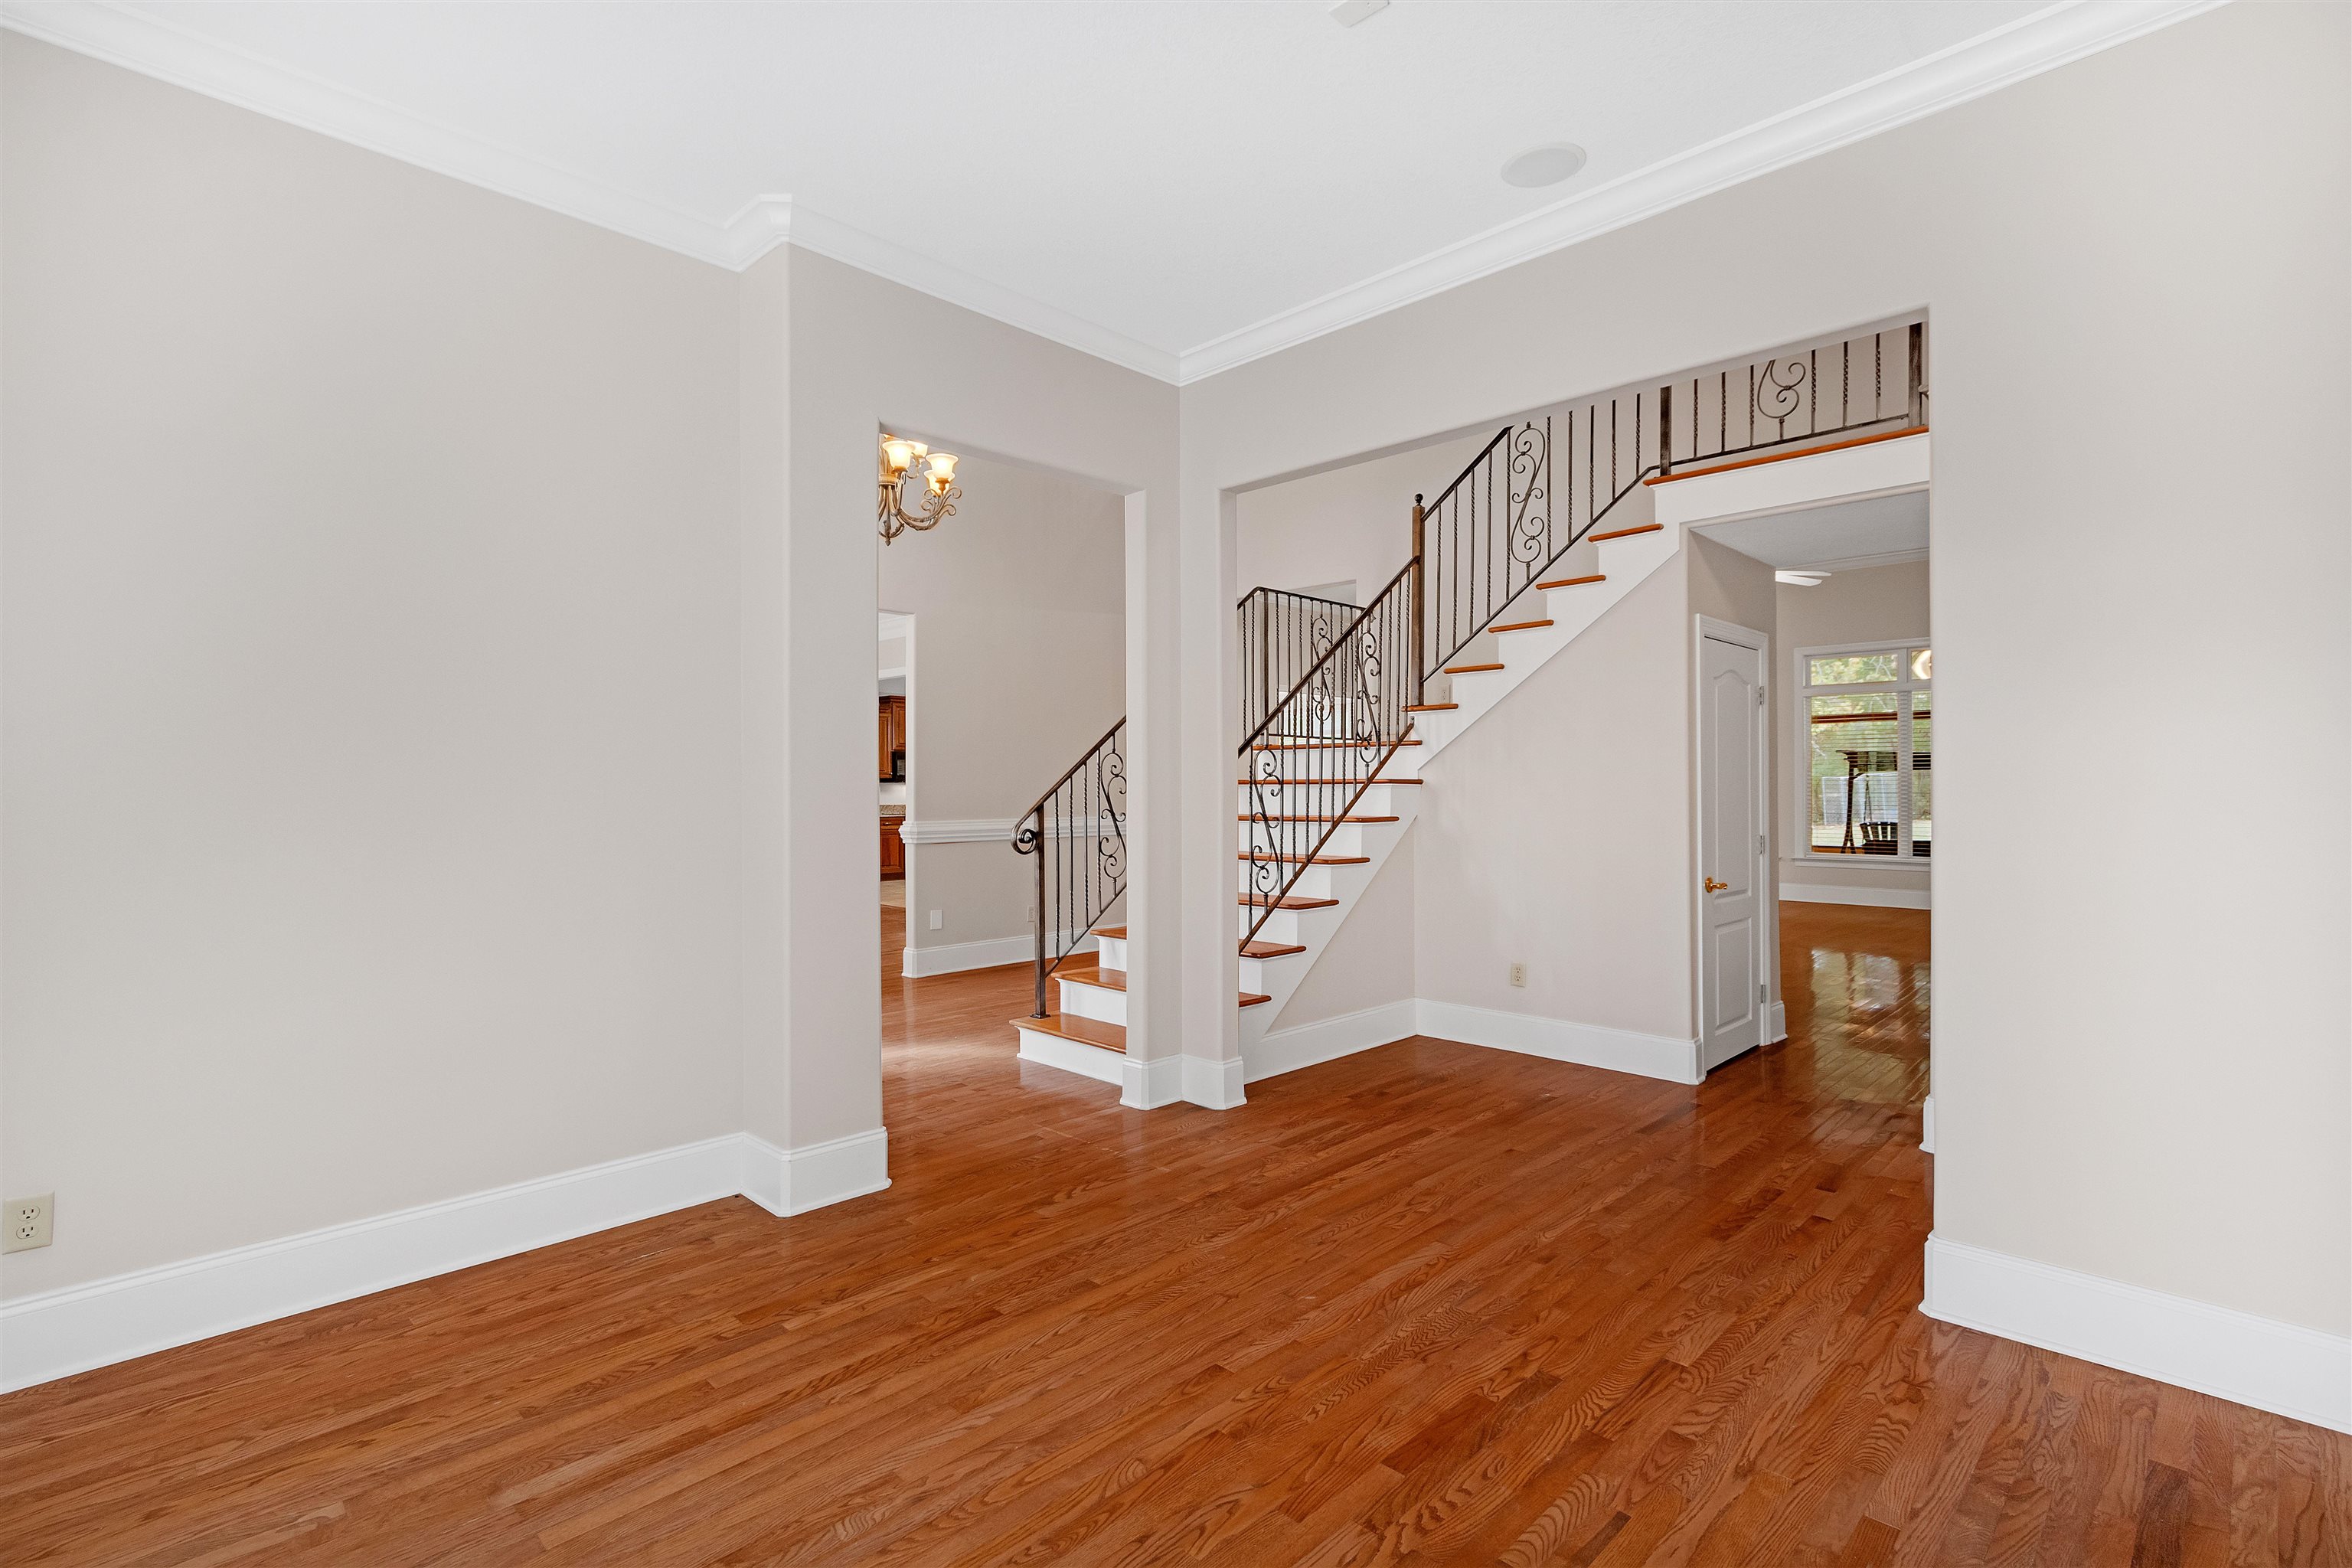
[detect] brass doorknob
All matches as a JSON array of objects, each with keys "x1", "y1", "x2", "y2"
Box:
[{"x1": 1704, "y1": 877, "x2": 1729, "y2": 892}]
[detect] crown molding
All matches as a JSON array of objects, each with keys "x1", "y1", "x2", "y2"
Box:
[
  {"x1": 0, "y1": 0, "x2": 1179, "y2": 381},
  {"x1": 1169, "y1": 0, "x2": 2226, "y2": 384},
  {"x1": 771, "y1": 201, "x2": 1178, "y2": 381},
  {"x1": 0, "y1": 0, "x2": 728, "y2": 262},
  {"x1": 4, "y1": 0, "x2": 2217, "y2": 390}
]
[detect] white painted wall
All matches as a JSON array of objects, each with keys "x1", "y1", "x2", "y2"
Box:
[
  {"x1": 2, "y1": 38, "x2": 741, "y2": 1295},
  {"x1": 877, "y1": 452, "x2": 1125, "y2": 958},
  {"x1": 1177, "y1": 5, "x2": 2350, "y2": 1340},
  {"x1": 1773, "y1": 560, "x2": 1932, "y2": 900}
]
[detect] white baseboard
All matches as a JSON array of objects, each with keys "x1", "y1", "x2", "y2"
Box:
[
  {"x1": 1920, "y1": 1093, "x2": 1936, "y2": 1153},
  {"x1": 1780, "y1": 881, "x2": 1931, "y2": 910},
  {"x1": 737, "y1": 1129, "x2": 890, "y2": 1217},
  {"x1": 1416, "y1": 998, "x2": 1701, "y2": 1085},
  {"x1": 1014, "y1": 1024, "x2": 1124, "y2": 1086},
  {"x1": 903, "y1": 932, "x2": 1094, "y2": 978},
  {"x1": 1923, "y1": 1233, "x2": 2352, "y2": 1436},
  {"x1": 1181, "y1": 1054, "x2": 1246, "y2": 1109},
  {"x1": 1121, "y1": 1052, "x2": 1184, "y2": 1109},
  {"x1": 1246, "y1": 998, "x2": 1419, "y2": 1083},
  {"x1": 1766, "y1": 999, "x2": 1788, "y2": 1044},
  {"x1": 0, "y1": 1130, "x2": 887, "y2": 1394}
]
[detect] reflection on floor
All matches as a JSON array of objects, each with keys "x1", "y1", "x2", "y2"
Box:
[
  {"x1": 879, "y1": 878, "x2": 906, "y2": 909},
  {"x1": 1775, "y1": 897, "x2": 1930, "y2": 1109},
  {"x1": 8, "y1": 900, "x2": 2344, "y2": 1564}
]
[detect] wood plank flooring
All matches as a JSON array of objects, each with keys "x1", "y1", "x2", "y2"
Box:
[{"x1": 2, "y1": 902, "x2": 2344, "y2": 1564}]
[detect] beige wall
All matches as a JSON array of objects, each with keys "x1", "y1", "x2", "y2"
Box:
[
  {"x1": 1235, "y1": 432, "x2": 1489, "y2": 605},
  {"x1": 2, "y1": 35, "x2": 1187, "y2": 1299},
  {"x1": 1415, "y1": 558, "x2": 1700, "y2": 1038},
  {"x1": 2, "y1": 38, "x2": 743, "y2": 1294},
  {"x1": 1772, "y1": 560, "x2": 1932, "y2": 895},
  {"x1": 1178, "y1": 4, "x2": 2350, "y2": 1335},
  {"x1": 877, "y1": 452, "x2": 1125, "y2": 954},
  {"x1": 758, "y1": 245, "x2": 1181, "y2": 1152}
]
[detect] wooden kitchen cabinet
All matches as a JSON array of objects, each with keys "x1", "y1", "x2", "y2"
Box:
[
  {"x1": 879, "y1": 815, "x2": 905, "y2": 880},
  {"x1": 877, "y1": 696, "x2": 906, "y2": 779}
]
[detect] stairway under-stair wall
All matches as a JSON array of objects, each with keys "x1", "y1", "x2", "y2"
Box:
[{"x1": 1011, "y1": 324, "x2": 1929, "y2": 1106}]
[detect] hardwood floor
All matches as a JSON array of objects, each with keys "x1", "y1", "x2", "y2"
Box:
[{"x1": 4, "y1": 903, "x2": 2345, "y2": 1564}]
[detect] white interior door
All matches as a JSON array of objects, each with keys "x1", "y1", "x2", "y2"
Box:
[{"x1": 1698, "y1": 629, "x2": 1767, "y2": 1073}]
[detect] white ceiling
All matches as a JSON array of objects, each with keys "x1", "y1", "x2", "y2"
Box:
[
  {"x1": 1692, "y1": 488, "x2": 1929, "y2": 571},
  {"x1": 4, "y1": 1, "x2": 2213, "y2": 381}
]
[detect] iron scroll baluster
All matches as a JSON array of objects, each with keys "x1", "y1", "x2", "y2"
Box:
[
  {"x1": 1413, "y1": 322, "x2": 1928, "y2": 683},
  {"x1": 1010, "y1": 717, "x2": 1127, "y2": 1020}
]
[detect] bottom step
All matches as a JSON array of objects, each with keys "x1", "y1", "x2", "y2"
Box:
[
  {"x1": 1014, "y1": 1012, "x2": 1126, "y2": 1053},
  {"x1": 1013, "y1": 1011, "x2": 1126, "y2": 1088}
]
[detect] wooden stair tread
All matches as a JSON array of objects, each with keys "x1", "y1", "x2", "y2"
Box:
[
  {"x1": 1093, "y1": 926, "x2": 1125, "y2": 941},
  {"x1": 1249, "y1": 738, "x2": 1423, "y2": 751},
  {"x1": 1536, "y1": 573, "x2": 1606, "y2": 590},
  {"x1": 1013, "y1": 1011, "x2": 1127, "y2": 1053},
  {"x1": 1644, "y1": 424, "x2": 1928, "y2": 485},
  {"x1": 1404, "y1": 702, "x2": 1458, "y2": 712},
  {"x1": 1491, "y1": 619, "x2": 1553, "y2": 633},
  {"x1": 1241, "y1": 939, "x2": 1306, "y2": 959},
  {"x1": 1590, "y1": 522, "x2": 1664, "y2": 542},
  {"x1": 1236, "y1": 814, "x2": 1400, "y2": 824},
  {"x1": 1444, "y1": 662, "x2": 1504, "y2": 675},
  {"x1": 1057, "y1": 966, "x2": 1266, "y2": 1007},
  {"x1": 1237, "y1": 852, "x2": 1369, "y2": 865},
  {"x1": 1241, "y1": 893, "x2": 1338, "y2": 910}
]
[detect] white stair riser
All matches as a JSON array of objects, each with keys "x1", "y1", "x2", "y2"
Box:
[
  {"x1": 1248, "y1": 907, "x2": 1301, "y2": 946},
  {"x1": 1239, "y1": 823, "x2": 1367, "y2": 858},
  {"x1": 1236, "y1": 780, "x2": 1418, "y2": 815},
  {"x1": 1239, "y1": 862, "x2": 1334, "y2": 900},
  {"x1": 1057, "y1": 975, "x2": 1128, "y2": 1027},
  {"x1": 1094, "y1": 936, "x2": 1127, "y2": 973},
  {"x1": 1014, "y1": 1025, "x2": 1124, "y2": 1086}
]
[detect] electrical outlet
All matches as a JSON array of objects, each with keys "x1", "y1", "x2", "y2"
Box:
[
  {"x1": 1508, "y1": 962, "x2": 1527, "y2": 988},
  {"x1": 4, "y1": 1193, "x2": 53, "y2": 1253},
  {"x1": 929, "y1": 910, "x2": 943, "y2": 931}
]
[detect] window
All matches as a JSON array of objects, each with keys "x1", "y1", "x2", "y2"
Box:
[{"x1": 1798, "y1": 639, "x2": 1930, "y2": 859}]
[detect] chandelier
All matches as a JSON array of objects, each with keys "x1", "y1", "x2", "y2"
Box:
[{"x1": 877, "y1": 433, "x2": 962, "y2": 544}]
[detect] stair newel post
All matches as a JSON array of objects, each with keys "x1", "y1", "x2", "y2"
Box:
[
  {"x1": 1410, "y1": 495, "x2": 1426, "y2": 706},
  {"x1": 1658, "y1": 381, "x2": 1673, "y2": 476},
  {"x1": 1030, "y1": 802, "x2": 1049, "y2": 1018},
  {"x1": 1906, "y1": 321, "x2": 1925, "y2": 426}
]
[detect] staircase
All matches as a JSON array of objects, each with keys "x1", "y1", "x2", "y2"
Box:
[{"x1": 1012, "y1": 322, "x2": 1927, "y2": 1096}]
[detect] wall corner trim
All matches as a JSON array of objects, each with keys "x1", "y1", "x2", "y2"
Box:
[
  {"x1": 1922, "y1": 1233, "x2": 2352, "y2": 1436},
  {"x1": 0, "y1": 1130, "x2": 888, "y2": 1394},
  {"x1": 1120, "y1": 1053, "x2": 1186, "y2": 1110},
  {"x1": 1181, "y1": 1054, "x2": 1248, "y2": 1110},
  {"x1": 737, "y1": 1129, "x2": 891, "y2": 1218}
]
